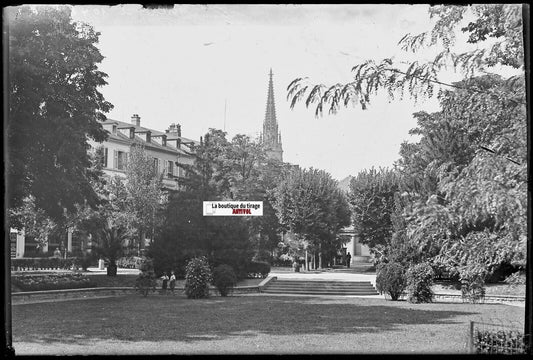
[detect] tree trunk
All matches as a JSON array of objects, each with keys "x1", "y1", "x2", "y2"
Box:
[
  {"x1": 318, "y1": 243, "x2": 323, "y2": 269},
  {"x1": 138, "y1": 231, "x2": 145, "y2": 256},
  {"x1": 107, "y1": 259, "x2": 117, "y2": 276},
  {"x1": 304, "y1": 249, "x2": 308, "y2": 271}
]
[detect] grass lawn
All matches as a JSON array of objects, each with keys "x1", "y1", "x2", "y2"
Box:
[{"x1": 12, "y1": 294, "x2": 524, "y2": 355}]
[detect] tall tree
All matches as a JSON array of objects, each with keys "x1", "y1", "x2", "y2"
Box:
[
  {"x1": 7, "y1": 5, "x2": 112, "y2": 222},
  {"x1": 273, "y1": 167, "x2": 351, "y2": 268},
  {"x1": 348, "y1": 168, "x2": 401, "y2": 253},
  {"x1": 125, "y1": 142, "x2": 164, "y2": 253},
  {"x1": 286, "y1": 4, "x2": 526, "y2": 276},
  {"x1": 150, "y1": 129, "x2": 252, "y2": 277}
]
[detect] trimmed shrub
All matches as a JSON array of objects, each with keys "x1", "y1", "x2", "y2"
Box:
[
  {"x1": 460, "y1": 269, "x2": 486, "y2": 303},
  {"x1": 245, "y1": 261, "x2": 271, "y2": 278},
  {"x1": 375, "y1": 262, "x2": 406, "y2": 301},
  {"x1": 11, "y1": 273, "x2": 96, "y2": 292},
  {"x1": 213, "y1": 264, "x2": 237, "y2": 297},
  {"x1": 184, "y1": 256, "x2": 213, "y2": 299},
  {"x1": 406, "y1": 262, "x2": 435, "y2": 303},
  {"x1": 134, "y1": 258, "x2": 157, "y2": 297}
]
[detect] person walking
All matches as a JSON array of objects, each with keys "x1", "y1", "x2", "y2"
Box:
[
  {"x1": 160, "y1": 272, "x2": 169, "y2": 295},
  {"x1": 346, "y1": 252, "x2": 352, "y2": 268},
  {"x1": 169, "y1": 271, "x2": 176, "y2": 295}
]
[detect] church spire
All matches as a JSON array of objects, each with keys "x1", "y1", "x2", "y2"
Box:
[
  {"x1": 264, "y1": 68, "x2": 277, "y2": 131},
  {"x1": 262, "y1": 68, "x2": 283, "y2": 162}
]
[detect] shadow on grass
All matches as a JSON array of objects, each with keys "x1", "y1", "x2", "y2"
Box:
[{"x1": 13, "y1": 295, "x2": 517, "y2": 345}]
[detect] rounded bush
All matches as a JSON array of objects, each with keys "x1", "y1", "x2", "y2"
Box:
[
  {"x1": 213, "y1": 264, "x2": 237, "y2": 297},
  {"x1": 375, "y1": 262, "x2": 406, "y2": 301},
  {"x1": 184, "y1": 256, "x2": 213, "y2": 299},
  {"x1": 135, "y1": 258, "x2": 157, "y2": 297},
  {"x1": 406, "y1": 262, "x2": 435, "y2": 303},
  {"x1": 460, "y1": 269, "x2": 486, "y2": 303}
]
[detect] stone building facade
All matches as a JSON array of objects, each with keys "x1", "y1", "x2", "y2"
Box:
[{"x1": 11, "y1": 114, "x2": 199, "y2": 258}]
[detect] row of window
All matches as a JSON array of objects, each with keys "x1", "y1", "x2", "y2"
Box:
[{"x1": 99, "y1": 147, "x2": 183, "y2": 177}]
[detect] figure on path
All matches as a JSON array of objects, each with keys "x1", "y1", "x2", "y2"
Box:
[
  {"x1": 160, "y1": 272, "x2": 169, "y2": 295},
  {"x1": 169, "y1": 271, "x2": 176, "y2": 295},
  {"x1": 346, "y1": 252, "x2": 352, "y2": 268}
]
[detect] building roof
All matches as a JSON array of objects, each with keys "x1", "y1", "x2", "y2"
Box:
[{"x1": 102, "y1": 118, "x2": 195, "y2": 156}]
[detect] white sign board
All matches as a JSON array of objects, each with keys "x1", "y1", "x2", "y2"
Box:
[{"x1": 203, "y1": 201, "x2": 263, "y2": 216}]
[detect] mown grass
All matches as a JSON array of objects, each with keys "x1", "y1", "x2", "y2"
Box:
[{"x1": 12, "y1": 295, "x2": 524, "y2": 354}]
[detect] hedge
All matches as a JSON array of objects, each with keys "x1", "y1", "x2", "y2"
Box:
[
  {"x1": 11, "y1": 257, "x2": 79, "y2": 271},
  {"x1": 11, "y1": 273, "x2": 97, "y2": 292}
]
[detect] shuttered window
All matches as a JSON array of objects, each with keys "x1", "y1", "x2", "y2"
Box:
[
  {"x1": 101, "y1": 147, "x2": 108, "y2": 168},
  {"x1": 115, "y1": 151, "x2": 128, "y2": 170},
  {"x1": 153, "y1": 158, "x2": 159, "y2": 174},
  {"x1": 167, "y1": 160, "x2": 174, "y2": 177}
]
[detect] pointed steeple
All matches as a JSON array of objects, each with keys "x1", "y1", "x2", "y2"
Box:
[{"x1": 262, "y1": 68, "x2": 283, "y2": 162}]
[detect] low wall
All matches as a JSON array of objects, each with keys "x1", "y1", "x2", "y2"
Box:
[
  {"x1": 433, "y1": 293, "x2": 525, "y2": 304},
  {"x1": 12, "y1": 285, "x2": 263, "y2": 304}
]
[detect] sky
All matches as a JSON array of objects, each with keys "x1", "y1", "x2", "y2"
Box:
[{"x1": 68, "y1": 4, "x2": 481, "y2": 181}]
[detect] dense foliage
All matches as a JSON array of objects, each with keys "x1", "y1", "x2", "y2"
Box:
[
  {"x1": 406, "y1": 262, "x2": 435, "y2": 303},
  {"x1": 150, "y1": 129, "x2": 287, "y2": 278},
  {"x1": 375, "y1": 262, "x2": 406, "y2": 301},
  {"x1": 184, "y1": 257, "x2": 213, "y2": 299},
  {"x1": 348, "y1": 168, "x2": 400, "y2": 252},
  {"x1": 7, "y1": 6, "x2": 112, "y2": 222},
  {"x1": 287, "y1": 4, "x2": 526, "y2": 284},
  {"x1": 212, "y1": 264, "x2": 237, "y2": 297},
  {"x1": 273, "y1": 167, "x2": 351, "y2": 268},
  {"x1": 124, "y1": 143, "x2": 164, "y2": 253},
  {"x1": 134, "y1": 258, "x2": 157, "y2": 297},
  {"x1": 474, "y1": 329, "x2": 526, "y2": 354}
]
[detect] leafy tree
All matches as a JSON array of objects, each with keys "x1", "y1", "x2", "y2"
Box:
[
  {"x1": 227, "y1": 135, "x2": 284, "y2": 261},
  {"x1": 7, "y1": 5, "x2": 112, "y2": 221},
  {"x1": 94, "y1": 219, "x2": 129, "y2": 276},
  {"x1": 8, "y1": 196, "x2": 56, "y2": 253},
  {"x1": 348, "y1": 168, "x2": 400, "y2": 252},
  {"x1": 287, "y1": 4, "x2": 524, "y2": 116},
  {"x1": 273, "y1": 167, "x2": 351, "y2": 268},
  {"x1": 125, "y1": 142, "x2": 164, "y2": 253},
  {"x1": 286, "y1": 4, "x2": 526, "y2": 279},
  {"x1": 150, "y1": 129, "x2": 253, "y2": 278}
]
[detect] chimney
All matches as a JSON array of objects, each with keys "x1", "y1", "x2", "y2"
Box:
[
  {"x1": 167, "y1": 123, "x2": 179, "y2": 134},
  {"x1": 177, "y1": 124, "x2": 182, "y2": 137},
  {"x1": 129, "y1": 127, "x2": 135, "y2": 139},
  {"x1": 131, "y1": 114, "x2": 140, "y2": 127},
  {"x1": 162, "y1": 134, "x2": 167, "y2": 147}
]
